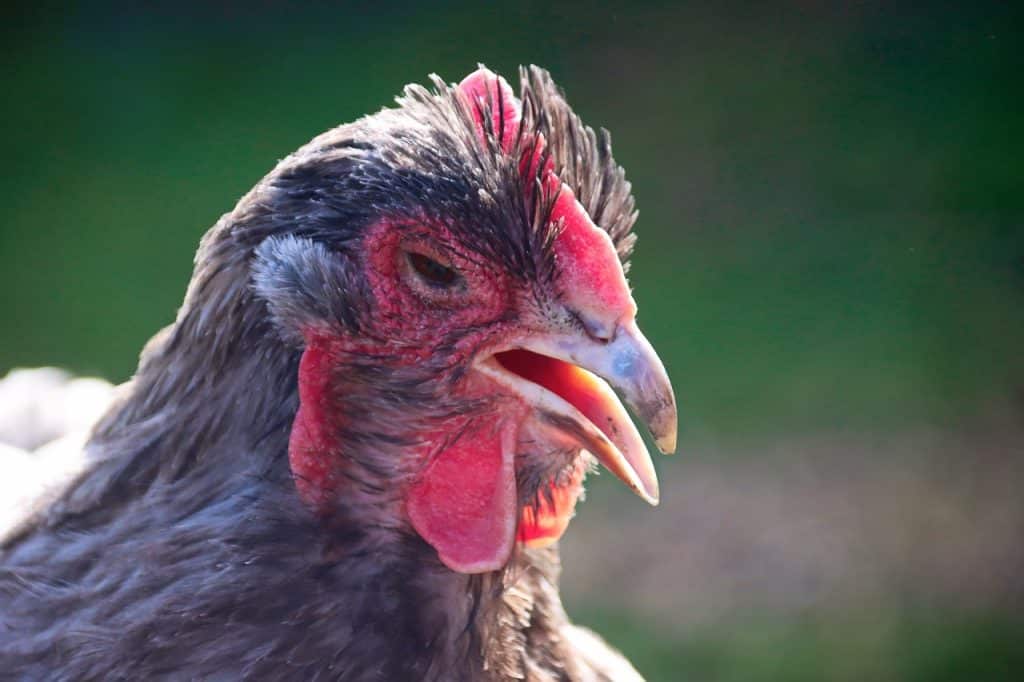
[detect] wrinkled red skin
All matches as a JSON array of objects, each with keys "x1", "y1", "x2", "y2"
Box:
[
  {"x1": 289, "y1": 340, "x2": 338, "y2": 510},
  {"x1": 288, "y1": 215, "x2": 518, "y2": 511},
  {"x1": 289, "y1": 68, "x2": 629, "y2": 573},
  {"x1": 288, "y1": 219, "x2": 583, "y2": 569}
]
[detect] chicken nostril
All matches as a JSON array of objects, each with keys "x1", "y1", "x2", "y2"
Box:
[{"x1": 569, "y1": 310, "x2": 615, "y2": 344}]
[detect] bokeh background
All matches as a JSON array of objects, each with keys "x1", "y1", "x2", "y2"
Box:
[{"x1": 3, "y1": 2, "x2": 1023, "y2": 679}]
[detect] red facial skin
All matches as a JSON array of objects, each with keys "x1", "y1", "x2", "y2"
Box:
[
  {"x1": 290, "y1": 325, "x2": 588, "y2": 570},
  {"x1": 289, "y1": 68, "x2": 636, "y2": 573},
  {"x1": 406, "y1": 413, "x2": 521, "y2": 573},
  {"x1": 289, "y1": 339, "x2": 339, "y2": 510},
  {"x1": 550, "y1": 189, "x2": 635, "y2": 326},
  {"x1": 288, "y1": 217, "x2": 578, "y2": 569}
]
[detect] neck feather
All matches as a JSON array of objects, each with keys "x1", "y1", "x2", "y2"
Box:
[{"x1": 77, "y1": 224, "x2": 573, "y2": 678}]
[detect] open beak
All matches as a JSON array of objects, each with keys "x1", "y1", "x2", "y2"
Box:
[{"x1": 477, "y1": 319, "x2": 676, "y2": 505}]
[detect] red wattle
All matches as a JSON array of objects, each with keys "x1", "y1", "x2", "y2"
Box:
[{"x1": 406, "y1": 419, "x2": 518, "y2": 573}]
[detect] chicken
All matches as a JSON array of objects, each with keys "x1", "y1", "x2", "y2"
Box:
[{"x1": 0, "y1": 66, "x2": 676, "y2": 681}]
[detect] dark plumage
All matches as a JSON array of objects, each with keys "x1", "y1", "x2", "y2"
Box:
[{"x1": 0, "y1": 66, "x2": 673, "y2": 680}]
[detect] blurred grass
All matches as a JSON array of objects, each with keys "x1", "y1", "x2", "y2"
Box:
[
  {"x1": 2, "y1": 2, "x2": 1023, "y2": 678},
  {"x1": 574, "y1": 607, "x2": 1024, "y2": 682}
]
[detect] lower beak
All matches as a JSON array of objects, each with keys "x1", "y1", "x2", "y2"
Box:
[{"x1": 478, "y1": 319, "x2": 677, "y2": 505}]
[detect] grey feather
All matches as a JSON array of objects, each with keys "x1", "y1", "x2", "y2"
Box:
[{"x1": 0, "y1": 67, "x2": 644, "y2": 681}]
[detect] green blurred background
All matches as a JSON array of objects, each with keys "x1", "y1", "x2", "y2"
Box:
[{"x1": 3, "y1": 2, "x2": 1022, "y2": 679}]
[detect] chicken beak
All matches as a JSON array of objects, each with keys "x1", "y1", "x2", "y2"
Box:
[
  {"x1": 563, "y1": 319, "x2": 678, "y2": 457},
  {"x1": 481, "y1": 318, "x2": 676, "y2": 507}
]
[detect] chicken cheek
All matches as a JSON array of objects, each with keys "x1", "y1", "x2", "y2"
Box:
[{"x1": 406, "y1": 419, "x2": 518, "y2": 574}]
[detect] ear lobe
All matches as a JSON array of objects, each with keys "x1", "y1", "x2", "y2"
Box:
[
  {"x1": 252, "y1": 235, "x2": 364, "y2": 341},
  {"x1": 406, "y1": 417, "x2": 518, "y2": 573}
]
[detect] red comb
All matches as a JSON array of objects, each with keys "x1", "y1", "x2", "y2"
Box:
[{"x1": 458, "y1": 67, "x2": 520, "y2": 153}]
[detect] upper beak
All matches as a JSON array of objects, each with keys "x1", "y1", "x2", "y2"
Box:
[
  {"x1": 478, "y1": 318, "x2": 677, "y2": 505},
  {"x1": 556, "y1": 320, "x2": 677, "y2": 456}
]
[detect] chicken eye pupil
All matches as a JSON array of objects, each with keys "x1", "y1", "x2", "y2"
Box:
[{"x1": 408, "y1": 252, "x2": 457, "y2": 287}]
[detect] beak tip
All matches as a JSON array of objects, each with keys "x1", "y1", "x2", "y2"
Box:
[
  {"x1": 653, "y1": 414, "x2": 678, "y2": 455},
  {"x1": 640, "y1": 475, "x2": 660, "y2": 506},
  {"x1": 656, "y1": 432, "x2": 677, "y2": 455}
]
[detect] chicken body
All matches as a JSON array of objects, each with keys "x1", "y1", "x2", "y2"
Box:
[{"x1": 0, "y1": 67, "x2": 672, "y2": 681}]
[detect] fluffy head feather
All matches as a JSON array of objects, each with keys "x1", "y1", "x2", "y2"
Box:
[{"x1": 0, "y1": 66, "x2": 663, "y2": 682}]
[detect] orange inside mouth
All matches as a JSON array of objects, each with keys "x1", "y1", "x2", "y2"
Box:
[{"x1": 493, "y1": 349, "x2": 618, "y2": 444}]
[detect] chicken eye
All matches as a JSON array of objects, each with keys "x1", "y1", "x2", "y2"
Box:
[{"x1": 407, "y1": 251, "x2": 458, "y2": 288}]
